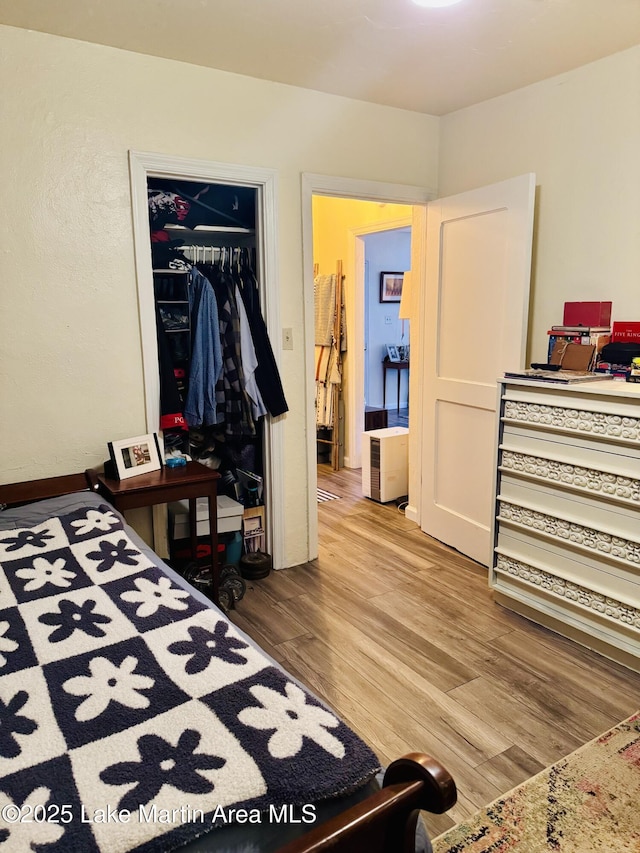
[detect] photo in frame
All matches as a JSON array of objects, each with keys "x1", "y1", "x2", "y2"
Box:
[
  {"x1": 379, "y1": 271, "x2": 404, "y2": 303},
  {"x1": 108, "y1": 433, "x2": 163, "y2": 480},
  {"x1": 386, "y1": 344, "x2": 401, "y2": 363}
]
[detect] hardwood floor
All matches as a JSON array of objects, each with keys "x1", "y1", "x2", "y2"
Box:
[
  {"x1": 386, "y1": 407, "x2": 409, "y2": 428},
  {"x1": 230, "y1": 465, "x2": 640, "y2": 838}
]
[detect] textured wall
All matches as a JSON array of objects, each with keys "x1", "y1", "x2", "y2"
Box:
[
  {"x1": 439, "y1": 46, "x2": 640, "y2": 364},
  {"x1": 0, "y1": 25, "x2": 439, "y2": 565}
]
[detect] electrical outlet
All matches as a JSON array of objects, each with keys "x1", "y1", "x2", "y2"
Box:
[
  {"x1": 282, "y1": 327, "x2": 293, "y2": 350},
  {"x1": 385, "y1": 316, "x2": 392, "y2": 325}
]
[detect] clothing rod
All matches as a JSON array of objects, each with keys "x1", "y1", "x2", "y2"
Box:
[{"x1": 180, "y1": 245, "x2": 257, "y2": 265}]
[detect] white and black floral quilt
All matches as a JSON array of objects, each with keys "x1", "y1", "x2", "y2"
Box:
[{"x1": 0, "y1": 502, "x2": 379, "y2": 852}]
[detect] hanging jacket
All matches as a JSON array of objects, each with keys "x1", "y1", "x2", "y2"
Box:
[
  {"x1": 184, "y1": 268, "x2": 224, "y2": 427},
  {"x1": 235, "y1": 284, "x2": 268, "y2": 419},
  {"x1": 212, "y1": 269, "x2": 256, "y2": 436},
  {"x1": 237, "y1": 267, "x2": 289, "y2": 417},
  {"x1": 155, "y1": 304, "x2": 187, "y2": 431}
]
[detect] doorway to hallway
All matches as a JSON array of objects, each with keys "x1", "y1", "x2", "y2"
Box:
[
  {"x1": 301, "y1": 172, "x2": 433, "y2": 563},
  {"x1": 311, "y1": 195, "x2": 415, "y2": 475}
]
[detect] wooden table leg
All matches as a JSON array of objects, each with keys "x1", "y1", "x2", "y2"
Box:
[
  {"x1": 207, "y1": 493, "x2": 220, "y2": 604},
  {"x1": 383, "y1": 364, "x2": 387, "y2": 409},
  {"x1": 188, "y1": 497, "x2": 197, "y2": 561}
]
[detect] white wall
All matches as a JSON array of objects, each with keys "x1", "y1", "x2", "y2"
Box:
[
  {"x1": 6, "y1": 25, "x2": 634, "y2": 565},
  {"x1": 0, "y1": 25, "x2": 439, "y2": 566},
  {"x1": 439, "y1": 46, "x2": 640, "y2": 364}
]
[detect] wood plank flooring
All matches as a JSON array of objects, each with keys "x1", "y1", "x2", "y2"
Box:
[{"x1": 230, "y1": 465, "x2": 640, "y2": 838}]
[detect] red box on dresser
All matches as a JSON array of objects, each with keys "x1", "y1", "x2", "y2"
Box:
[{"x1": 562, "y1": 301, "x2": 612, "y2": 327}]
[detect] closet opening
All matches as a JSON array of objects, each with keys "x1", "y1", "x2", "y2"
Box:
[
  {"x1": 129, "y1": 152, "x2": 285, "y2": 575},
  {"x1": 146, "y1": 175, "x2": 286, "y2": 582}
]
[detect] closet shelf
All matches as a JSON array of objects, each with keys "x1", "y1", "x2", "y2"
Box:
[
  {"x1": 162, "y1": 226, "x2": 255, "y2": 248},
  {"x1": 165, "y1": 225, "x2": 253, "y2": 235}
]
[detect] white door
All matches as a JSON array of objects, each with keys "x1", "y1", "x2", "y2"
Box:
[{"x1": 420, "y1": 174, "x2": 535, "y2": 566}]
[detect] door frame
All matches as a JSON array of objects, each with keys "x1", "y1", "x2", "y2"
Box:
[
  {"x1": 129, "y1": 150, "x2": 285, "y2": 569},
  {"x1": 301, "y1": 173, "x2": 435, "y2": 559}
]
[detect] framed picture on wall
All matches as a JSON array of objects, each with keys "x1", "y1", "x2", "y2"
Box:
[
  {"x1": 379, "y1": 271, "x2": 404, "y2": 303},
  {"x1": 108, "y1": 433, "x2": 163, "y2": 480}
]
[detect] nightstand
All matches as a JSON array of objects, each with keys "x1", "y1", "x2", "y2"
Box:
[{"x1": 90, "y1": 462, "x2": 221, "y2": 605}]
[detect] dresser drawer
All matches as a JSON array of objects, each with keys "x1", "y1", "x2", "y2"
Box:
[
  {"x1": 495, "y1": 527, "x2": 640, "y2": 608},
  {"x1": 492, "y1": 562, "x2": 640, "y2": 665},
  {"x1": 498, "y1": 430, "x2": 640, "y2": 509},
  {"x1": 497, "y1": 476, "x2": 640, "y2": 543},
  {"x1": 501, "y1": 382, "x2": 640, "y2": 435}
]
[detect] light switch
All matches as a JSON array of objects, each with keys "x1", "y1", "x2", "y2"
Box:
[{"x1": 282, "y1": 328, "x2": 293, "y2": 350}]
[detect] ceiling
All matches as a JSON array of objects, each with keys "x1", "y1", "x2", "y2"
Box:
[{"x1": 2, "y1": 0, "x2": 640, "y2": 115}]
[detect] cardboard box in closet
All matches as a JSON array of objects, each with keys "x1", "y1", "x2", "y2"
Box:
[{"x1": 169, "y1": 495, "x2": 244, "y2": 539}]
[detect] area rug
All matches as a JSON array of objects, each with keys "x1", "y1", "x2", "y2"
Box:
[
  {"x1": 432, "y1": 711, "x2": 640, "y2": 853},
  {"x1": 317, "y1": 488, "x2": 340, "y2": 503}
]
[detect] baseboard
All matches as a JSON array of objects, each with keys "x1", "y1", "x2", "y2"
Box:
[{"x1": 404, "y1": 503, "x2": 418, "y2": 523}]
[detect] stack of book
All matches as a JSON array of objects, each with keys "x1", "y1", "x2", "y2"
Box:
[
  {"x1": 611, "y1": 321, "x2": 640, "y2": 343},
  {"x1": 547, "y1": 326, "x2": 611, "y2": 365}
]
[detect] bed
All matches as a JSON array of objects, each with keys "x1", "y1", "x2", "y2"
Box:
[{"x1": 0, "y1": 473, "x2": 456, "y2": 853}]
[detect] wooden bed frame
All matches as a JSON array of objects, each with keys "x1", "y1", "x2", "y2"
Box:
[
  {"x1": 278, "y1": 753, "x2": 456, "y2": 852},
  {"x1": 0, "y1": 472, "x2": 457, "y2": 853}
]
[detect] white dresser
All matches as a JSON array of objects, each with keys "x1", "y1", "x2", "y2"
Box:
[{"x1": 492, "y1": 378, "x2": 640, "y2": 671}]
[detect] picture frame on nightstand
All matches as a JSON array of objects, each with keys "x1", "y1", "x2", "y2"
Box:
[
  {"x1": 386, "y1": 344, "x2": 401, "y2": 363},
  {"x1": 108, "y1": 432, "x2": 163, "y2": 480}
]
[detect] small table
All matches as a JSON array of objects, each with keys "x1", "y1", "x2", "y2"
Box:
[
  {"x1": 364, "y1": 406, "x2": 388, "y2": 431},
  {"x1": 93, "y1": 462, "x2": 221, "y2": 605},
  {"x1": 383, "y1": 360, "x2": 410, "y2": 413}
]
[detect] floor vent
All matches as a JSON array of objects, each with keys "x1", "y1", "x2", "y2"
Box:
[{"x1": 317, "y1": 488, "x2": 340, "y2": 503}]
